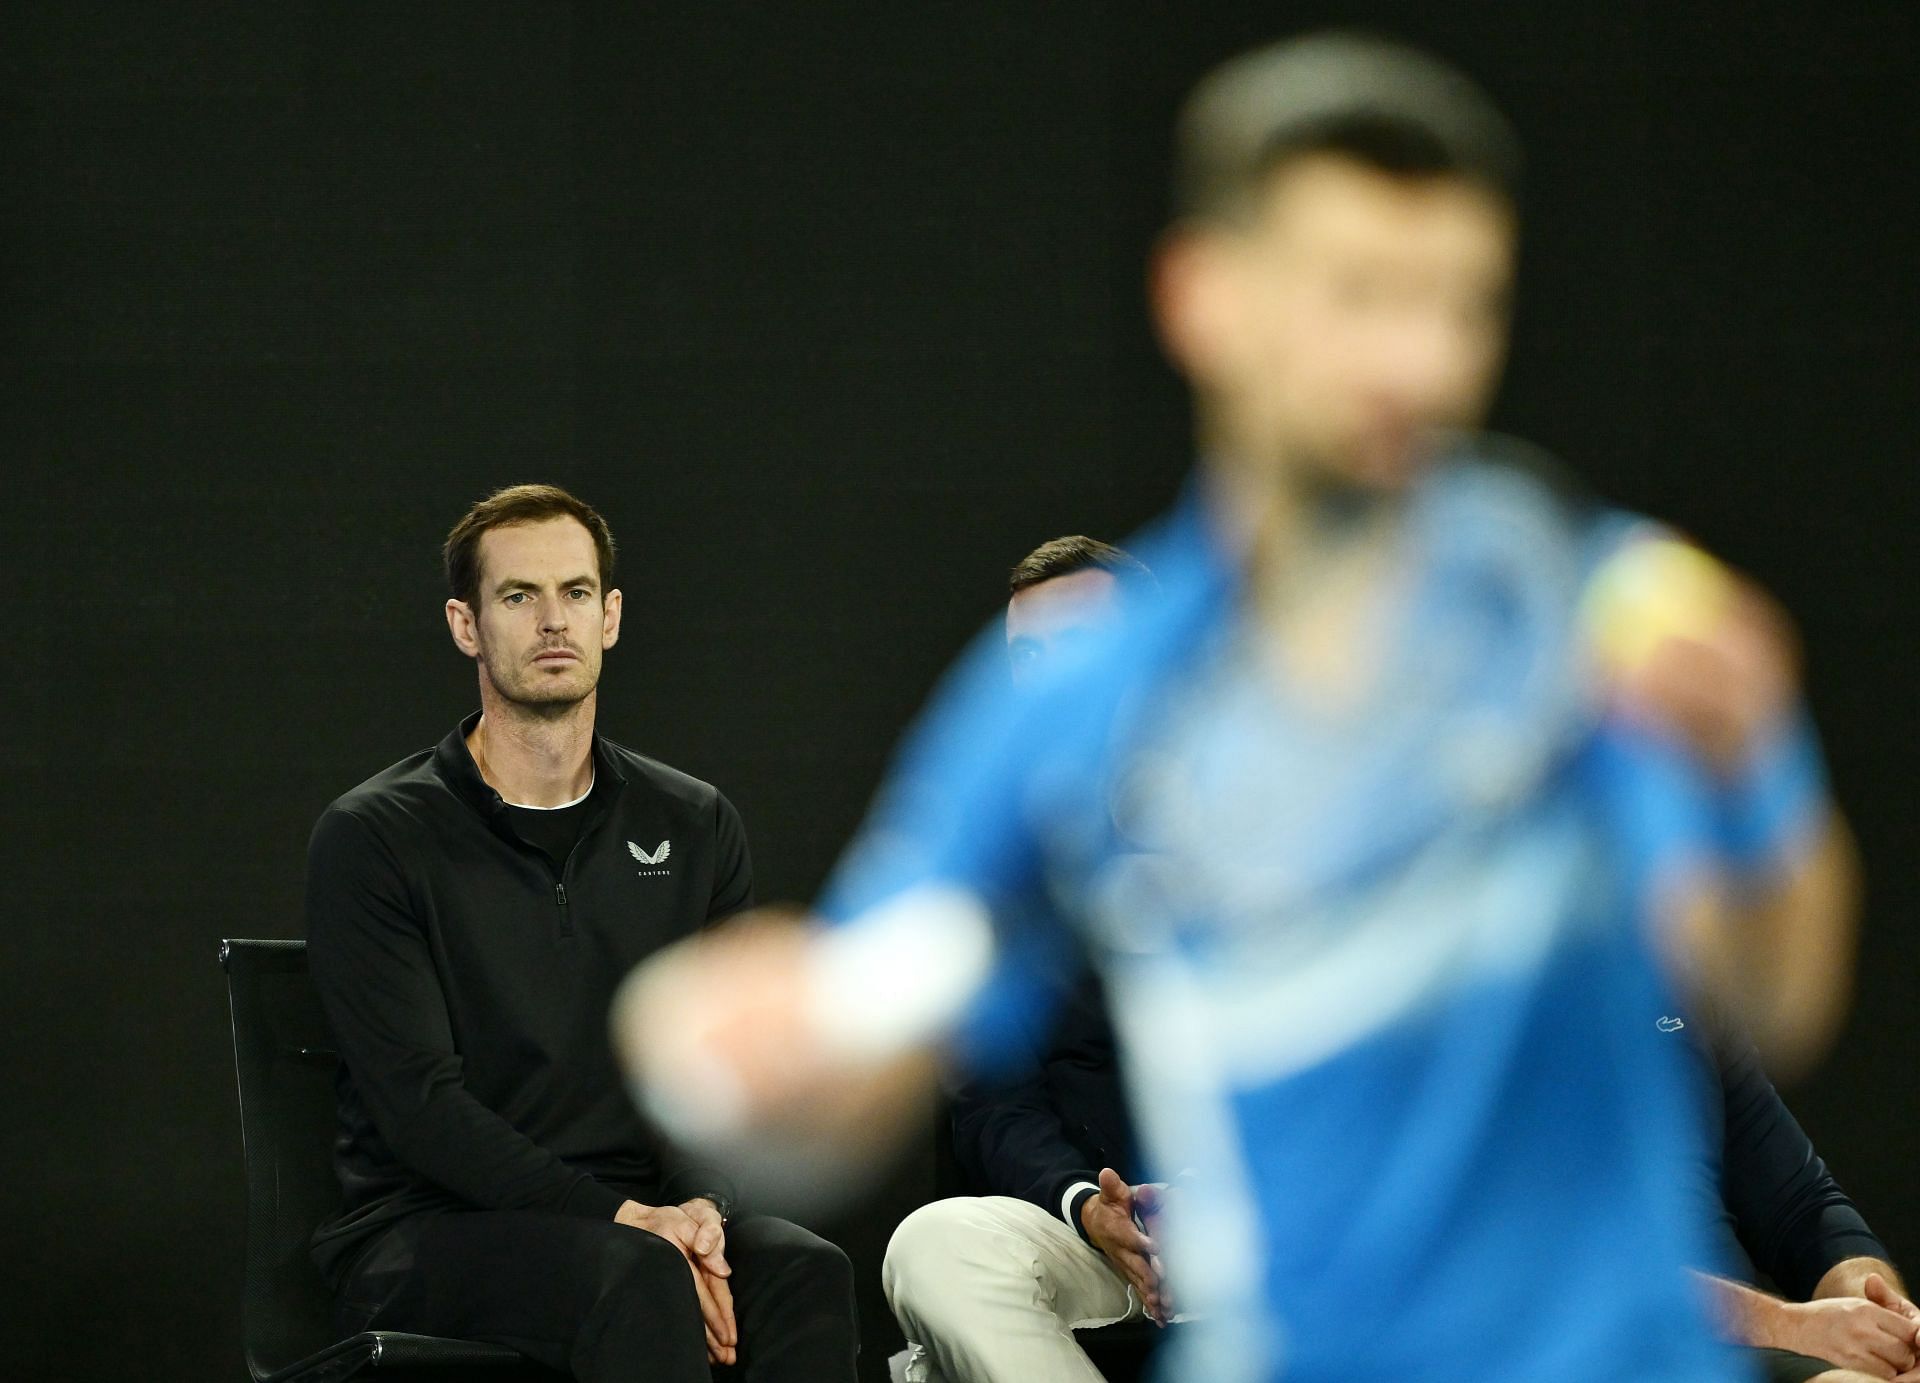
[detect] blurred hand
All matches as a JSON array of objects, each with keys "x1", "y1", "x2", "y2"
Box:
[
  {"x1": 1606, "y1": 568, "x2": 1800, "y2": 777},
  {"x1": 1080, "y1": 1167, "x2": 1172, "y2": 1324},
  {"x1": 614, "y1": 1199, "x2": 737, "y2": 1365},
  {"x1": 610, "y1": 909, "x2": 939, "y2": 1205},
  {"x1": 616, "y1": 911, "x2": 846, "y2": 1123}
]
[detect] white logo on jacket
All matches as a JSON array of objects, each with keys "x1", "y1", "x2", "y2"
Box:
[{"x1": 629, "y1": 839, "x2": 672, "y2": 876}]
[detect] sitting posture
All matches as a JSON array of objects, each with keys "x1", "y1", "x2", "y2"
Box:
[
  {"x1": 885, "y1": 537, "x2": 1166, "y2": 1382},
  {"x1": 307, "y1": 484, "x2": 858, "y2": 1381},
  {"x1": 1681, "y1": 1005, "x2": 1920, "y2": 1383}
]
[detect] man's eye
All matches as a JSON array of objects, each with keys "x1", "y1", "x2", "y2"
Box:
[
  {"x1": 505, "y1": 592, "x2": 528, "y2": 606},
  {"x1": 568, "y1": 588, "x2": 591, "y2": 600}
]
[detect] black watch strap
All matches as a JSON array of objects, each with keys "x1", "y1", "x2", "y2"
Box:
[{"x1": 690, "y1": 1190, "x2": 735, "y2": 1223}]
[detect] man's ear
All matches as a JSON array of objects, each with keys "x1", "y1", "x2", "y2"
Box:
[
  {"x1": 601, "y1": 588, "x2": 623, "y2": 650},
  {"x1": 446, "y1": 599, "x2": 481, "y2": 658},
  {"x1": 1150, "y1": 226, "x2": 1244, "y2": 392}
]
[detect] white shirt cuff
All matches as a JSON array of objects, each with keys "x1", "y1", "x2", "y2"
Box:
[{"x1": 1061, "y1": 1179, "x2": 1100, "y2": 1230}]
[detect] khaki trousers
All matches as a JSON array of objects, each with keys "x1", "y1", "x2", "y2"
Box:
[{"x1": 883, "y1": 1195, "x2": 1141, "y2": 1383}]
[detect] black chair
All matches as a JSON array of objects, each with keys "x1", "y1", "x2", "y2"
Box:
[{"x1": 220, "y1": 937, "x2": 558, "y2": 1382}]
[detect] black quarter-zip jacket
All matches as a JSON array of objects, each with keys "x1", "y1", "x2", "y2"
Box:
[{"x1": 305, "y1": 712, "x2": 751, "y2": 1287}]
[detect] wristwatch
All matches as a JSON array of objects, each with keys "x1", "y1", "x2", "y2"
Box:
[{"x1": 689, "y1": 1190, "x2": 736, "y2": 1223}]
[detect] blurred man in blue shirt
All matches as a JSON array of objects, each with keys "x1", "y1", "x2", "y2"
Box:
[{"x1": 617, "y1": 33, "x2": 1864, "y2": 1383}]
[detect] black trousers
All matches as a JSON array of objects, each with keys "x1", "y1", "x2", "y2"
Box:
[
  {"x1": 1746, "y1": 1345, "x2": 1847, "y2": 1383},
  {"x1": 335, "y1": 1209, "x2": 858, "y2": 1382}
]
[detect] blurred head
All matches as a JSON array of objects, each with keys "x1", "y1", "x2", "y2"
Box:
[
  {"x1": 442, "y1": 484, "x2": 623, "y2": 713},
  {"x1": 1006, "y1": 536, "x2": 1155, "y2": 687},
  {"x1": 1153, "y1": 33, "x2": 1521, "y2": 496}
]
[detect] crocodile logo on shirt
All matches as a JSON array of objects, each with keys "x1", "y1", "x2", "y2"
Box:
[{"x1": 1655, "y1": 1015, "x2": 1685, "y2": 1033}]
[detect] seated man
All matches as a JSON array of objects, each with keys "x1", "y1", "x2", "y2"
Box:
[
  {"x1": 306, "y1": 484, "x2": 858, "y2": 1382},
  {"x1": 885, "y1": 537, "x2": 1167, "y2": 1383},
  {"x1": 1681, "y1": 1003, "x2": 1920, "y2": 1383}
]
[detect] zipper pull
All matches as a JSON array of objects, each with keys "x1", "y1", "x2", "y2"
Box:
[{"x1": 554, "y1": 882, "x2": 568, "y2": 907}]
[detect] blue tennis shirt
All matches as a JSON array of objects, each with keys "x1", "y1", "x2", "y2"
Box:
[{"x1": 823, "y1": 443, "x2": 1823, "y2": 1381}]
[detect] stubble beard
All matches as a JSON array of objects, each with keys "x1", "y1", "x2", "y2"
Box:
[{"x1": 477, "y1": 642, "x2": 597, "y2": 721}]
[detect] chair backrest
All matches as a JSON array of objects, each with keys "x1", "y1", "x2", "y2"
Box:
[{"x1": 220, "y1": 937, "x2": 346, "y2": 1380}]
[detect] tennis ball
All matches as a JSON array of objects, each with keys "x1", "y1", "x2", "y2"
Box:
[{"x1": 1583, "y1": 536, "x2": 1734, "y2": 674}]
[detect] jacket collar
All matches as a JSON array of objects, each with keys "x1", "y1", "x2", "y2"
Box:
[{"x1": 433, "y1": 709, "x2": 629, "y2": 823}]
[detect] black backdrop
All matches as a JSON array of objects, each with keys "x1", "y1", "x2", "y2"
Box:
[{"x1": 1, "y1": 4, "x2": 1913, "y2": 1380}]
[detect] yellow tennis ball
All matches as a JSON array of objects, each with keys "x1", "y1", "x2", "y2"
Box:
[{"x1": 1583, "y1": 536, "x2": 1735, "y2": 674}]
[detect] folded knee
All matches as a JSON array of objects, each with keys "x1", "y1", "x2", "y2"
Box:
[
  {"x1": 790, "y1": 1235, "x2": 855, "y2": 1300},
  {"x1": 594, "y1": 1226, "x2": 700, "y2": 1310},
  {"x1": 884, "y1": 1199, "x2": 1010, "y2": 1309},
  {"x1": 733, "y1": 1220, "x2": 856, "y2": 1307}
]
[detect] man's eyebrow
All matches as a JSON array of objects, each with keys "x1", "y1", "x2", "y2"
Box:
[{"x1": 490, "y1": 574, "x2": 599, "y2": 595}]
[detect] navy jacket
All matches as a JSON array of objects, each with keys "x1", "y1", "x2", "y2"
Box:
[
  {"x1": 948, "y1": 965, "x2": 1139, "y2": 1234},
  {"x1": 1694, "y1": 1013, "x2": 1888, "y2": 1298}
]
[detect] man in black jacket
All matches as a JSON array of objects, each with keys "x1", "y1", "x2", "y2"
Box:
[
  {"x1": 306, "y1": 484, "x2": 857, "y2": 1382},
  {"x1": 1671, "y1": 1003, "x2": 1920, "y2": 1383},
  {"x1": 883, "y1": 537, "x2": 1164, "y2": 1383}
]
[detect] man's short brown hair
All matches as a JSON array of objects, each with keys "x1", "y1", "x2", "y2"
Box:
[
  {"x1": 1009, "y1": 535, "x2": 1155, "y2": 599},
  {"x1": 443, "y1": 483, "x2": 617, "y2": 609},
  {"x1": 1174, "y1": 31, "x2": 1521, "y2": 224}
]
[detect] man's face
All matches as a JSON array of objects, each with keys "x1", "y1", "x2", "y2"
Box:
[
  {"x1": 1005, "y1": 567, "x2": 1122, "y2": 687},
  {"x1": 447, "y1": 517, "x2": 622, "y2": 710},
  {"x1": 1161, "y1": 153, "x2": 1516, "y2": 493}
]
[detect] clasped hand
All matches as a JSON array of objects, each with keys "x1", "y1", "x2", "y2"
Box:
[
  {"x1": 1079, "y1": 1167, "x2": 1175, "y2": 1325},
  {"x1": 615, "y1": 1198, "x2": 736, "y2": 1365}
]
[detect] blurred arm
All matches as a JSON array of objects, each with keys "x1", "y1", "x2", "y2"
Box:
[
  {"x1": 1605, "y1": 556, "x2": 1861, "y2": 1076},
  {"x1": 652, "y1": 791, "x2": 756, "y2": 1208},
  {"x1": 1674, "y1": 803, "x2": 1859, "y2": 1082}
]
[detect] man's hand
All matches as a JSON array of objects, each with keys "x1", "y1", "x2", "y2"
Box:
[
  {"x1": 678, "y1": 1196, "x2": 731, "y2": 1270},
  {"x1": 611, "y1": 909, "x2": 943, "y2": 1211},
  {"x1": 1614, "y1": 576, "x2": 1798, "y2": 776},
  {"x1": 1862, "y1": 1275, "x2": 1920, "y2": 1383},
  {"x1": 676, "y1": 1198, "x2": 736, "y2": 1365},
  {"x1": 1079, "y1": 1167, "x2": 1172, "y2": 1325},
  {"x1": 1772, "y1": 1293, "x2": 1919, "y2": 1379},
  {"x1": 1590, "y1": 541, "x2": 1799, "y2": 778},
  {"x1": 614, "y1": 1199, "x2": 738, "y2": 1365}
]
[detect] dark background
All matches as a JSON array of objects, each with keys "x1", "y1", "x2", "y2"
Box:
[{"x1": 1, "y1": 3, "x2": 1912, "y2": 1379}]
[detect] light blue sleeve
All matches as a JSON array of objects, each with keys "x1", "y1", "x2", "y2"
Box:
[
  {"x1": 1577, "y1": 506, "x2": 1832, "y2": 885},
  {"x1": 1710, "y1": 711, "x2": 1830, "y2": 874},
  {"x1": 1581, "y1": 722, "x2": 1719, "y2": 915},
  {"x1": 814, "y1": 619, "x2": 1109, "y2": 1071},
  {"x1": 1583, "y1": 707, "x2": 1832, "y2": 927}
]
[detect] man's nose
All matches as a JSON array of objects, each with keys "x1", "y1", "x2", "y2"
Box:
[
  {"x1": 538, "y1": 595, "x2": 570, "y2": 631},
  {"x1": 1370, "y1": 308, "x2": 1485, "y2": 418}
]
